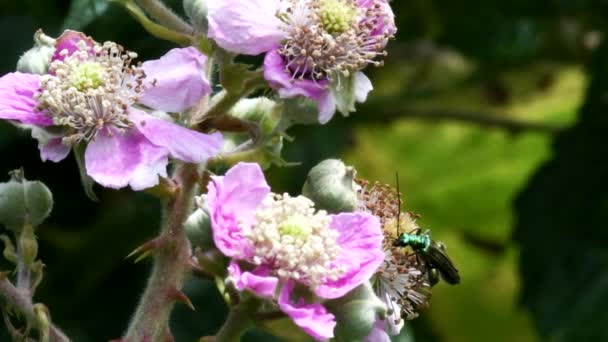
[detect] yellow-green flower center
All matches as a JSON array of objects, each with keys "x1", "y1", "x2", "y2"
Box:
[
  {"x1": 69, "y1": 61, "x2": 105, "y2": 91},
  {"x1": 279, "y1": 215, "x2": 312, "y2": 238},
  {"x1": 318, "y1": 0, "x2": 357, "y2": 34}
]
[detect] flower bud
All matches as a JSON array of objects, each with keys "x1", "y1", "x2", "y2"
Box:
[
  {"x1": 183, "y1": 0, "x2": 208, "y2": 33},
  {"x1": 33, "y1": 303, "x2": 51, "y2": 342},
  {"x1": 325, "y1": 282, "x2": 388, "y2": 341},
  {"x1": 0, "y1": 169, "x2": 53, "y2": 232},
  {"x1": 302, "y1": 159, "x2": 358, "y2": 213},
  {"x1": 16, "y1": 30, "x2": 56, "y2": 75},
  {"x1": 185, "y1": 196, "x2": 213, "y2": 248},
  {"x1": 229, "y1": 97, "x2": 282, "y2": 135},
  {"x1": 279, "y1": 97, "x2": 322, "y2": 129}
]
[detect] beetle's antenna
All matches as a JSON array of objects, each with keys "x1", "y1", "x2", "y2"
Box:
[{"x1": 396, "y1": 171, "x2": 401, "y2": 236}]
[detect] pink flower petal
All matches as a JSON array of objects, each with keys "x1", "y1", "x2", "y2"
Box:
[
  {"x1": 40, "y1": 138, "x2": 70, "y2": 162},
  {"x1": 31, "y1": 127, "x2": 70, "y2": 162},
  {"x1": 228, "y1": 261, "x2": 278, "y2": 298},
  {"x1": 207, "y1": 0, "x2": 285, "y2": 55},
  {"x1": 263, "y1": 50, "x2": 335, "y2": 124},
  {"x1": 278, "y1": 280, "x2": 336, "y2": 340},
  {"x1": 314, "y1": 213, "x2": 384, "y2": 299},
  {"x1": 84, "y1": 128, "x2": 168, "y2": 190},
  {"x1": 139, "y1": 47, "x2": 211, "y2": 113},
  {"x1": 52, "y1": 30, "x2": 95, "y2": 62},
  {"x1": 207, "y1": 163, "x2": 270, "y2": 258},
  {"x1": 0, "y1": 72, "x2": 52, "y2": 126},
  {"x1": 263, "y1": 49, "x2": 328, "y2": 99},
  {"x1": 129, "y1": 109, "x2": 222, "y2": 164}
]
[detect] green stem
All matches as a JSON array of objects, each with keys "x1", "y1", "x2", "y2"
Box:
[
  {"x1": 110, "y1": 0, "x2": 193, "y2": 46},
  {"x1": 215, "y1": 297, "x2": 261, "y2": 342},
  {"x1": 123, "y1": 163, "x2": 199, "y2": 341},
  {"x1": 0, "y1": 279, "x2": 69, "y2": 342},
  {"x1": 135, "y1": 0, "x2": 193, "y2": 34}
]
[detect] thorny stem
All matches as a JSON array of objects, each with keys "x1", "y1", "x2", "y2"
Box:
[
  {"x1": 0, "y1": 279, "x2": 69, "y2": 342},
  {"x1": 123, "y1": 163, "x2": 199, "y2": 341},
  {"x1": 135, "y1": 0, "x2": 193, "y2": 34},
  {"x1": 214, "y1": 297, "x2": 262, "y2": 342}
]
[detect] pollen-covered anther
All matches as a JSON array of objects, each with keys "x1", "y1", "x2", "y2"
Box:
[
  {"x1": 34, "y1": 40, "x2": 146, "y2": 144},
  {"x1": 277, "y1": 0, "x2": 394, "y2": 84},
  {"x1": 243, "y1": 193, "x2": 345, "y2": 289}
]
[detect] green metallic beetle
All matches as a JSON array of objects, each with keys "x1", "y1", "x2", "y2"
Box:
[
  {"x1": 392, "y1": 173, "x2": 460, "y2": 285},
  {"x1": 393, "y1": 231, "x2": 461, "y2": 285}
]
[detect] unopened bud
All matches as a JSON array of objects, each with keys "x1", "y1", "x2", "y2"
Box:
[
  {"x1": 185, "y1": 196, "x2": 213, "y2": 248},
  {"x1": 279, "y1": 97, "x2": 321, "y2": 129},
  {"x1": 0, "y1": 235, "x2": 17, "y2": 264},
  {"x1": 326, "y1": 282, "x2": 388, "y2": 341},
  {"x1": 19, "y1": 224, "x2": 38, "y2": 266},
  {"x1": 16, "y1": 30, "x2": 56, "y2": 75},
  {"x1": 0, "y1": 169, "x2": 53, "y2": 232},
  {"x1": 302, "y1": 159, "x2": 358, "y2": 213},
  {"x1": 184, "y1": 0, "x2": 208, "y2": 33},
  {"x1": 229, "y1": 97, "x2": 282, "y2": 135},
  {"x1": 196, "y1": 248, "x2": 227, "y2": 277}
]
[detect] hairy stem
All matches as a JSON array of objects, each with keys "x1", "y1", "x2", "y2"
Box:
[
  {"x1": 123, "y1": 163, "x2": 199, "y2": 341},
  {"x1": 135, "y1": 0, "x2": 193, "y2": 34},
  {"x1": 215, "y1": 297, "x2": 261, "y2": 342},
  {"x1": 0, "y1": 279, "x2": 69, "y2": 342}
]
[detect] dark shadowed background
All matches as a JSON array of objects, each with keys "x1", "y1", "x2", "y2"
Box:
[{"x1": 1, "y1": 0, "x2": 608, "y2": 341}]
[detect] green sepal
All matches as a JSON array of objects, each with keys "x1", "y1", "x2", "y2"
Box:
[
  {"x1": 257, "y1": 316, "x2": 315, "y2": 342},
  {"x1": 331, "y1": 72, "x2": 358, "y2": 116},
  {"x1": 74, "y1": 143, "x2": 98, "y2": 201}
]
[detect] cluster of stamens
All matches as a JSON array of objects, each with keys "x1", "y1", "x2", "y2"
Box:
[
  {"x1": 243, "y1": 193, "x2": 345, "y2": 289},
  {"x1": 277, "y1": 0, "x2": 394, "y2": 84},
  {"x1": 34, "y1": 41, "x2": 146, "y2": 144},
  {"x1": 357, "y1": 180, "x2": 432, "y2": 321}
]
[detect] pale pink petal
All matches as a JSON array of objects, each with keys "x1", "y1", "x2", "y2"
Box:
[
  {"x1": 228, "y1": 261, "x2": 278, "y2": 298},
  {"x1": 129, "y1": 108, "x2": 222, "y2": 164},
  {"x1": 0, "y1": 73, "x2": 52, "y2": 126},
  {"x1": 128, "y1": 139, "x2": 169, "y2": 191},
  {"x1": 278, "y1": 280, "x2": 336, "y2": 340},
  {"x1": 52, "y1": 30, "x2": 95, "y2": 62},
  {"x1": 30, "y1": 127, "x2": 70, "y2": 162},
  {"x1": 139, "y1": 47, "x2": 211, "y2": 113},
  {"x1": 317, "y1": 92, "x2": 336, "y2": 125},
  {"x1": 40, "y1": 138, "x2": 70, "y2": 162},
  {"x1": 84, "y1": 128, "x2": 169, "y2": 190},
  {"x1": 207, "y1": 0, "x2": 285, "y2": 55},
  {"x1": 207, "y1": 163, "x2": 270, "y2": 258},
  {"x1": 314, "y1": 213, "x2": 384, "y2": 299},
  {"x1": 354, "y1": 72, "x2": 373, "y2": 103}
]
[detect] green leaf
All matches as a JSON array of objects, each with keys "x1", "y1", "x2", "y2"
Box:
[
  {"x1": 514, "y1": 40, "x2": 608, "y2": 341},
  {"x1": 63, "y1": 0, "x2": 109, "y2": 30}
]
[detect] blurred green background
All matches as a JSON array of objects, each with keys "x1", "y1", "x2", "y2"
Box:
[{"x1": 2, "y1": 0, "x2": 608, "y2": 341}]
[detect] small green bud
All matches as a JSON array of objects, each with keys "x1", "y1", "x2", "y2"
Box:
[
  {"x1": 16, "y1": 30, "x2": 56, "y2": 75},
  {"x1": 184, "y1": 0, "x2": 208, "y2": 33},
  {"x1": 229, "y1": 97, "x2": 282, "y2": 135},
  {"x1": 326, "y1": 282, "x2": 388, "y2": 341},
  {"x1": 185, "y1": 196, "x2": 213, "y2": 248},
  {"x1": 302, "y1": 159, "x2": 358, "y2": 213},
  {"x1": 0, "y1": 169, "x2": 53, "y2": 232},
  {"x1": 33, "y1": 303, "x2": 51, "y2": 342},
  {"x1": 196, "y1": 248, "x2": 227, "y2": 277}
]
